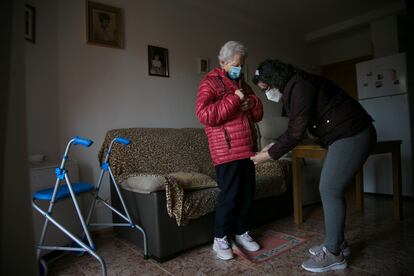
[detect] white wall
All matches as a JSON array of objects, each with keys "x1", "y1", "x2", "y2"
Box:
[
  {"x1": 25, "y1": 0, "x2": 60, "y2": 161},
  {"x1": 316, "y1": 27, "x2": 372, "y2": 66},
  {"x1": 26, "y1": 0, "x2": 311, "y2": 222},
  {"x1": 371, "y1": 15, "x2": 399, "y2": 58},
  {"x1": 311, "y1": 15, "x2": 404, "y2": 66}
]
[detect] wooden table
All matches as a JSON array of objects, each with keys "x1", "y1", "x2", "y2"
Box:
[{"x1": 292, "y1": 140, "x2": 402, "y2": 224}]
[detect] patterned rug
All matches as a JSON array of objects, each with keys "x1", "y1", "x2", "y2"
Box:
[{"x1": 233, "y1": 230, "x2": 308, "y2": 263}]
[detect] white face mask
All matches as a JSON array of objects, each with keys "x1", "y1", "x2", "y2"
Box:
[{"x1": 265, "y1": 88, "x2": 282, "y2": 102}]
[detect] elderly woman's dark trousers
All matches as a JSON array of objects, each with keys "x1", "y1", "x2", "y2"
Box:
[
  {"x1": 320, "y1": 125, "x2": 377, "y2": 253},
  {"x1": 214, "y1": 158, "x2": 256, "y2": 238}
]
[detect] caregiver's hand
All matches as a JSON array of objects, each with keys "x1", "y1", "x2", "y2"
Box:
[
  {"x1": 260, "y1": 142, "x2": 275, "y2": 152},
  {"x1": 240, "y1": 98, "x2": 253, "y2": 111},
  {"x1": 250, "y1": 151, "x2": 271, "y2": 165}
]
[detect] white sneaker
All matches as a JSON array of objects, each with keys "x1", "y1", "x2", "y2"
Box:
[
  {"x1": 213, "y1": 236, "x2": 234, "y2": 260},
  {"x1": 235, "y1": 232, "x2": 260, "y2": 252}
]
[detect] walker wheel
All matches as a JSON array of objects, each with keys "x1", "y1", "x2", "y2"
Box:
[{"x1": 39, "y1": 258, "x2": 48, "y2": 276}]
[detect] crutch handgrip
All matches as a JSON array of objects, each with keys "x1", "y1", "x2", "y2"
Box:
[
  {"x1": 73, "y1": 136, "x2": 93, "y2": 147},
  {"x1": 115, "y1": 137, "x2": 131, "y2": 145}
]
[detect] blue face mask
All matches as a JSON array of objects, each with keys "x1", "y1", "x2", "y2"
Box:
[{"x1": 228, "y1": 66, "x2": 242, "y2": 79}]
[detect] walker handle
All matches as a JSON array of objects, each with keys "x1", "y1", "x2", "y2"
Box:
[
  {"x1": 115, "y1": 137, "x2": 131, "y2": 145},
  {"x1": 73, "y1": 136, "x2": 93, "y2": 147}
]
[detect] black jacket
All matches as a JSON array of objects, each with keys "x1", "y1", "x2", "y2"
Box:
[{"x1": 268, "y1": 71, "x2": 373, "y2": 160}]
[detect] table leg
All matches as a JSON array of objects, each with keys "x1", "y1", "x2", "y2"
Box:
[{"x1": 292, "y1": 156, "x2": 302, "y2": 224}]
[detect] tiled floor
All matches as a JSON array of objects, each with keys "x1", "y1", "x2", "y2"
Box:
[{"x1": 49, "y1": 195, "x2": 414, "y2": 275}]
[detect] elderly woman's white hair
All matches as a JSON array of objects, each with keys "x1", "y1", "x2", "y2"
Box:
[{"x1": 218, "y1": 41, "x2": 248, "y2": 63}]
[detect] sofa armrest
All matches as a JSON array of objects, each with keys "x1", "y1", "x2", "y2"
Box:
[{"x1": 119, "y1": 174, "x2": 168, "y2": 194}]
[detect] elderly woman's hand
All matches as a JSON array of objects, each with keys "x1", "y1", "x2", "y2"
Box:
[
  {"x1": 250, "y1": 151, "x2": 271, "y2": 165},
  {"x1": 235, "y1": 89, "x2": 245, "y2": 101}
]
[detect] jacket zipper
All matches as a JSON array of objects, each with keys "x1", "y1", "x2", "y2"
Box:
[{"x1": 246, "y1": 113, "x2": 255, "y2": 146}]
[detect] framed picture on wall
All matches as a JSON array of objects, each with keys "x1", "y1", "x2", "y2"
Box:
[
  {"x1": 148, "y1": 45, "x2": 169, "y2": 77},
  {"x1": 198, "y1": 57, "x2": 209, "y2": 74},
  {"x1": 25, "y1": 4, "x2": 36, "y2": 43},
  {"x1": 86, "y1": 1, "x2": 124, "y2": 49}
]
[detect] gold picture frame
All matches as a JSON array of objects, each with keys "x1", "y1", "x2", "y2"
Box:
[{"x1": 86, "y1": 1, "x2": 124, "y2": 49}]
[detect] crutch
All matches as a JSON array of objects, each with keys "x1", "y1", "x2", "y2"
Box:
[
  {"x1": 85, "y1": 137, "x2": 149, "y2": 259},
  {"x1": 32, "y1": 136, "x2": 107, "y2": 276}
]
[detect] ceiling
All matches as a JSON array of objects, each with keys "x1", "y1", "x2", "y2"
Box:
[{"x1": 181, "y1": 0, "x2": 404, "y2": 38}]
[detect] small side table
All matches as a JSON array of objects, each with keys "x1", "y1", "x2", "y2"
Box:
[{"x1": 292, "y1": 140, "x2": 402, "y2": 224}]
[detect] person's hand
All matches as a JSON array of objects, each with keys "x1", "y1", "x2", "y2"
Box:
[
  {"x1": 250, "y1": 151, "x2": 271, "y2": 165},
  {"x1": 240, "y1": 98, "x2": 254, "y2": 111},
  {"x1": 235, "y1": 89, "x2": 245, "y2": 101},
  {"x1": 260, "y1": 142, "x2": 275, "y2": 152}
]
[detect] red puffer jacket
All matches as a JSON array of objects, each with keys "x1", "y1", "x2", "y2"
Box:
[{"x1": 196, "y1": 67, "x2": 263, "y2": 166}]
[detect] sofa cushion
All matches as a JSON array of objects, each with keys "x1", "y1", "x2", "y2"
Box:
[
  {"x1": 167, "y1": 172, "x2": 217, "y2": 190},
  {"x1": 120, "y1": 174, "x2": 167, "y2": 194},
  {"x1": 254, "y1": 160, "x2": 290, "y2": 199}
]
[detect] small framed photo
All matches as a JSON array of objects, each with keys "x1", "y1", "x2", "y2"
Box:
[
  {"x1": 25, "y1": 4, "x2": 36, "y2": 43},
  {"x1": 86, "y1": 1, "x2": 124, "y2": 49},
  {"x1": 198, "y1": 57, "x2": 209, "y2": 74},
  {"x1": 148, "y1": 45, "x2": 169, "y2": 77}
]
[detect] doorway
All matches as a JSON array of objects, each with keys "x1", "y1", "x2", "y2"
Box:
[{"x1": 321, "y1": 55, "x2": 371, "y2": 99}]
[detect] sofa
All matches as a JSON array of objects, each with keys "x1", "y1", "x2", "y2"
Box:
[{"x1": 99, "y1": 127, "x2": 293, "y2": 262}]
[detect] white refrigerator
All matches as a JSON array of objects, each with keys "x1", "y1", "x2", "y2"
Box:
[{"x1": 356, "y1": 52, "x2": 413, "y2": 197}]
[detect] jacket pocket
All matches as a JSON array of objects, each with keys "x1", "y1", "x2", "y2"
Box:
[{"x1": 223, "y1": 127, "x2": 232, "y2": 149}]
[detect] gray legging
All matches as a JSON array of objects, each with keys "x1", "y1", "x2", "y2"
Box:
[{"x1": 320, "y1": 125, "x2": 377, "y2": 254}]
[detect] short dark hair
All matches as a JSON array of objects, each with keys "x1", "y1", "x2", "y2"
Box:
[{"x1": 252, "y1": 59, "x2": 297, "y2": 90}]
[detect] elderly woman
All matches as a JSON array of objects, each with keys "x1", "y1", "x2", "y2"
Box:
[
  {"x1": 196, "y1": 41, "x2": 263, "y2": 260},
  {"x1": 251, "y1": 59, "x2": 376, "y2": 273}
]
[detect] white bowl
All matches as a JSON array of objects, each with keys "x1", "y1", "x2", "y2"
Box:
[{"x1": 29, "y1": 154, "x2": 46, "y2": 163}]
